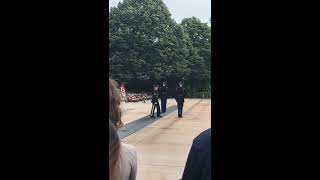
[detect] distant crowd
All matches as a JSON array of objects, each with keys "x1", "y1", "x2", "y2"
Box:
[{"x1": 125, "y1": 92, "x2": 151, "y2": 102}]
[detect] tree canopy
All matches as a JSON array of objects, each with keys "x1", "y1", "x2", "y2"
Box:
[{"x1": 109, "y1": 0, "x2": 211, "y2": 95}]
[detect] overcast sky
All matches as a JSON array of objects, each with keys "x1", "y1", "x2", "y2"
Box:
[{"x1": 109, "y1": 0, "x2": 211, "y2": 24}]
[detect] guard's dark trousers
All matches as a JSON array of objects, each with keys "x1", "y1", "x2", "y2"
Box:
[
  {"x1": 177, "y1": 101, "x2": 184, "y2": 117},
  {"x1": 150, "y1": 101, "x2": 160, "y2": 117},
  {"x1": 161, "y1": 98, "x2": 167, "y2": 113}
]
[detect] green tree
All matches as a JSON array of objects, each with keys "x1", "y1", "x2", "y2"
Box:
[
  {"x1": 109, "y1": 0, "x2": 189, "y2": 91},
  {"x1": 181, "y1": 17, "x2": 211, "y2": 92}
]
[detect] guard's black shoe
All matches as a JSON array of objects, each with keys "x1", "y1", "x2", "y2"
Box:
[
  {"x1": 150, "y1": 116, "x2": 155, "y2": 118},
  {"x1": 157, "y1": 115, "x2": 162, "y2": 117}
]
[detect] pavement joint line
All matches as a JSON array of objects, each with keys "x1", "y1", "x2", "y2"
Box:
[{"x1": 118, "y1": 104, "x2": 178, "y2": 139}]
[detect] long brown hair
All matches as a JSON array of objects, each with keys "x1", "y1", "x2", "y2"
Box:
[
  {"x1": 109, "y1": 79, "x2": 123, "y2": 128},
  {"x1": 109, "y1": 118, "x2": 120, "y2": 179}
]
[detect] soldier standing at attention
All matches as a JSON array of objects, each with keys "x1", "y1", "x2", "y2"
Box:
[
  {"x1": 159, "y1": 81, "x2": 168, "y2": 113},
  {"x1": 175, "y1": 81, "x2": 185, "y2": 118},
  {"x1": 150, "y1": 84, "x2": 161, "y2": 118}
]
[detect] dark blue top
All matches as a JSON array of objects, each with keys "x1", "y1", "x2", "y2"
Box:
[
  {"x1": 151, "y1": 89, "x2": 159, "y2": 103},
  {"x1": 175, "y1": 86, "x2": 185, "y2": 102},
  {"x1": 159, "y1": 85, "x2": 168, "y2": 98},
  {"x1": 182, "y1": 128, "x2": 212, "y2": 180}
]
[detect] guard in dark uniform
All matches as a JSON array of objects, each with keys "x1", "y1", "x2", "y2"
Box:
[
  {"x1": 175, "y1": 81, "x2": 185, "y2": 118},
  {"x1": 150, "y1": 84, "x2": 161, "y2": 118},
  {"x1": 159, "y1": 81, "x2": 168, "y2": 113}
]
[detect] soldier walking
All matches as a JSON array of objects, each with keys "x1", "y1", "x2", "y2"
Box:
[
  {"x1": 175, "y1": 81, "x2": 185, "y2": 118},
  {"x1": 159, "y1": 81, "x2": 168, "y2": 113},
  {"x1": 150, "y1": 84, "x2": 161, "y2": 118}
]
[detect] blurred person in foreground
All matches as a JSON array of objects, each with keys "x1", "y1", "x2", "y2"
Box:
[
  {"x1": 181, "y1": 128, "x2": 212, "y2": 180},
  {"x1": 109, "y1": 79, "x2": 137, "y2": 180}
]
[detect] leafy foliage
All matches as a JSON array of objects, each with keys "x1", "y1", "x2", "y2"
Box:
[{"x1": 109, "y1": 0, "x2": 211, "y2": 94}]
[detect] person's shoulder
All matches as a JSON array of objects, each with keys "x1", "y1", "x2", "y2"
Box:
[
  {"x1": 122, "y1": 143, "x2": 136, "y2": 151},
  {"x1": 122, "y1": 143, "x2": 137, "y2": 157},
  {"x1": 193, "y1": 128, "x2": 211, "y2": 147},
  {"x1": 121, "y1": 143, "x2": 138, "y2": 172},
  {"x1": 119, "y1": 143, "x2": 137, "y2": 179},
  {"x1": 196, "y1": 128, "x2": 211, "y2": 140}
]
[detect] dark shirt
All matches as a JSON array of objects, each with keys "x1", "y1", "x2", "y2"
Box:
[
  {"x1": 151, "y1": 89, "x2": 159, "y2": 103},
  {"x1": 182, "y1": 128, "x2": 212, "y2": 180},
  {"x1": 175, "y1": 86, "x2": 185, "y2": 102},
  {"x1": 159, "y1": 86, "x2": 168, "y2": 98}
]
